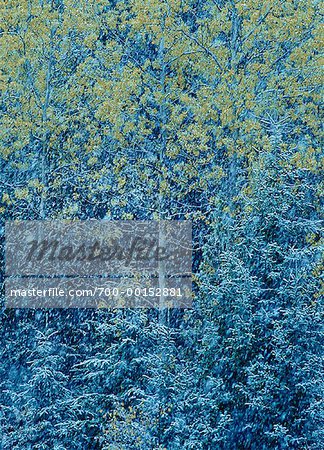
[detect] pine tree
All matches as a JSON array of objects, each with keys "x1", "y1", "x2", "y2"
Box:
[
  {"x1": 197, "y1": 141, "x2": 323, "y2": 448},
  {"x1": 2, "y1": 325, "x2": 76, "y2": 449}
]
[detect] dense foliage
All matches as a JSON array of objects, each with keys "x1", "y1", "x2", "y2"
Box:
[{"x1": 0, "y1": 0, "x2": 323, "y2": 449}]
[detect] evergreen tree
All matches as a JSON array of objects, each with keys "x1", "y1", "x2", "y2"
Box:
[{"x1": 198, "y1": 142, "x2": 323, "y2": 449}]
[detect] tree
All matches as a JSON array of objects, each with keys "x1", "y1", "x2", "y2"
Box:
[{"x1": 197, "y1": 140, "x2": 323, "y2": 448}]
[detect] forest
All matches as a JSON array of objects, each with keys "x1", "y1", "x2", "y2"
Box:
[{"x1": 0, "y1": 0, "x2": 323, "y2": 449}]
